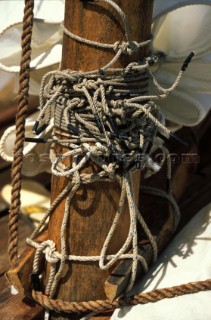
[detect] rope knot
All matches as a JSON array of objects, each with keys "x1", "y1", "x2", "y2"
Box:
[
  {"x1": 102, "y1": 162, "x2": 116, "y2": 179},
  {"x1": 113, "y1": 41, "x2": 139, "y2": 55},
  {"x1": 73, "y1": 78, "x2": 98, "y2": 91},
  {"x1": 95, "y1": 142, "x2": 108, "y2": 153},
  {"x1": 111, "y1": 100, "x2": 124, "y2": 109},
  {"x1": 42, "y1": 240, "x2": 59, "y2": 264},
  {"x1": 67, "y1": 97, "x2": 84, "y2": 108}
]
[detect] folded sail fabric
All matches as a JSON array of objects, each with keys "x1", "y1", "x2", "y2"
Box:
[
  {"x1": 151, "y1": 3, "x2": 211, "y2": 127},
  {"x1": 153, "y1": 0, "x2": 211, "y2": 19},
  {"x1": 111, "y1": 203, "x2": 211, "y2": 320},
  {"x1": 0, "y1": 20, "x2": 62, "y2": 73},
  {"x1": 0, "y1": 0, "x2": 64, "y2": 95},
  {"x1": 1, "y1": 180, "x2": 50, "y2": 223},
  {"x1": 0, "y1": 0, "x2": 64, "y2": 29}
]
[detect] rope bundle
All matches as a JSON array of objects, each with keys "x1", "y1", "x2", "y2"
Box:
[
  {"x1": 26, "y1": 0, "x2": 196, "y2": 302},
  {"x1": 35, "y1": 63, "x2": 165, "y2": 174}
]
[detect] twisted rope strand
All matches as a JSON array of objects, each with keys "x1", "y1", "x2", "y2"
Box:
[
  {"x1": 32, "y1": 279, "x2": 211, "y2": 313},
  {"x1": 9, "y1": 0, "x2": 34, "y2": 264}
]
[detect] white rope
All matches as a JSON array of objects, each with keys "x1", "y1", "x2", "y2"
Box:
[{"x1": 25, "y1": 0, "x2": 193, "y2": 300}]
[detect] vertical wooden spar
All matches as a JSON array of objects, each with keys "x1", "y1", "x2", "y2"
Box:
[{"x1": 49, "y1": 0, "x2": 153, "y2": 317}]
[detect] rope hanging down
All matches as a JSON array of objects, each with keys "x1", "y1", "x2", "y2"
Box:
[
  {"x1": 8, "y1": 0, "x2": 211, "y2": 315},
  {"x1": 9, "y1": 0, "x2": 34, "y2": 264}
]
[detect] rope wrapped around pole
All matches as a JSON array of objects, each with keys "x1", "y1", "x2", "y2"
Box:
[{"x1": 7, "y1": 0, "x2": 211, "y2": 317}]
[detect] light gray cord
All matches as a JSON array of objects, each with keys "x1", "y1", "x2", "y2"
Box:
[{"x1": 26, "y1": 0, "x2": 193, "y2": 300}]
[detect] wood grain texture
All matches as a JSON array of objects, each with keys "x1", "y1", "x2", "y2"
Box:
[
  {"x1": 0, "y1": 293, "x2": 43, "y2": 320},
  {"x1": 48, "y1": 0, "x2": 153, "y2": 318},
  {"x1": 6, "y1": 231, "x2": 47, "y2": 294},
  {"x1": 0, "y1": 274, "x2": 12, "y2": 305}
]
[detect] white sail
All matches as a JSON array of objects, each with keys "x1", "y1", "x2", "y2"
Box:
[
  {"x1": 0, "y1": 0, "x2": 64, "y2": 95},
  {"x1": 153, "y1": 0, "x2": 211, "y2": 19},
  {"x1": 151, "y1": 2, "x2": 211, "y2": 128},
  {"x1": 112, "y1": 203, "x2": 211, "y2": 320}
]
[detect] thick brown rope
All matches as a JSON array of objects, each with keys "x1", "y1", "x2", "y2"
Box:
[
  {"x1": 8, "y1": 0, "x2": 34, "y2": 264},
  {"x1": 32, "y1": 279, "x2": 211, "y2": 314}
]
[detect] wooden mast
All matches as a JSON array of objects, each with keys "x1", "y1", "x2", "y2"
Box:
[{"x1": 49, "y1": 0, "x2": 153, "y2": 318}]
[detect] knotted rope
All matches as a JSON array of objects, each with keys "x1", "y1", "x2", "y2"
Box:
[
  {"x1": 8, "y1": 0, "x2": 211, "y2": 316},
  {"x1": 26, "y1": 0, "x2": 188, "y2": 298}
]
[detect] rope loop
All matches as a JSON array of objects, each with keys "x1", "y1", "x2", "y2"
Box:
[
  {"x1": 43, "y1": 240, "x2": 59, "y2": 264},
  {"x1": 73, "y1": 78, "x2": 98, "y2": 91},
  {"x1": 32, "y1": 240, "x2": 60, "y2": 274},
  {"x1": 61, "y1": 0, "x2": 152, "y2": 71}
]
